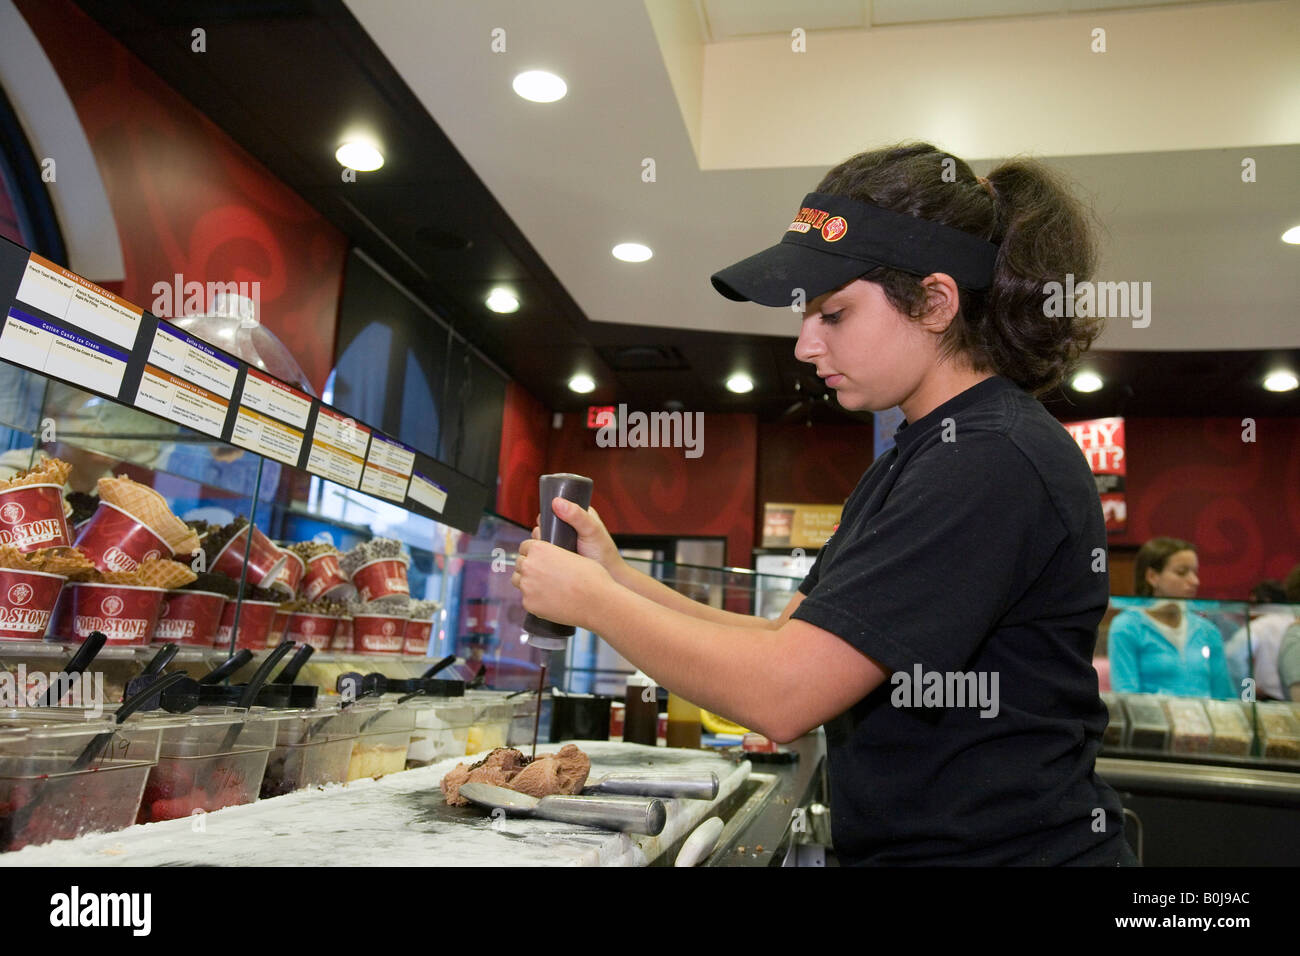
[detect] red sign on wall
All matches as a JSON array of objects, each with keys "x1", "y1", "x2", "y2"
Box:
[
  {"x1": 586, "y1": 405, "x2": 615, "y2": 429},
  {"x1": 1063, "y1": 417, "x2": 1126, "y2": 533}
]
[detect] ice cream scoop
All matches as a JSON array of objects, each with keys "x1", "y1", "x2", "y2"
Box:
[{"x1": 457, "y1": 782, "x2": 666, "y2": 835}]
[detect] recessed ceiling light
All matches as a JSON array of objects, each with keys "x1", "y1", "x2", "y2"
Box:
[
  {"x1": 1071, "y1": 371, "x2": 1103, "y2": 393},
  {"x1": 335, "y1": 140, "x2": 384, "y2": 171},
  {"x1": 1282, "y1": 225, "x2": 1300, "y2": 245},
  {"x1": 485, "y1": 288, "x2": 519, "y2": 313},
  {"x1": 513, "y1": 70, "x2": 567, "y2": 103},
  {"x1": 568, "y1": 374, "x2": 595, "y2": 394},
  {"x1": 612, "y1": 243, "x2": 652, "y2": 263},
  {"x1": 725, "y1": 373, "x2": 754, "y2": 394},
  {"x1": 1263, "y1": 370, "x2": 1298, "y2": 392}
]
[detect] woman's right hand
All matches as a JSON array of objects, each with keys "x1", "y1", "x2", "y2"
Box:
[{"x1": 533, "y1": 499, "x2": 626, "y2": 577}]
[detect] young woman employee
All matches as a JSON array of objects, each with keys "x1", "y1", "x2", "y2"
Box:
[{"x1": 512, "y1": 142, "x2": 1133, "y2": 866}]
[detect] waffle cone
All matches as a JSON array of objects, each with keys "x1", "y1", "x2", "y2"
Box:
[
  {"x1": 97, "y1": 476, "x2": 198, "y2": 554},
  {"x1": 134, "y1": 557, "x2": 197, "y2": 589},
  {"x1": 40, "y1": 547, "x2": 97, "y2": 580},
  {"x1": 1, "y1": 457, "x2": 71, "y2": 490}
]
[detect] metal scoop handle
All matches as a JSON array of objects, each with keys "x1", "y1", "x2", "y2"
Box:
[{"x1": 532, "y1": 793, "x2": 666, "y2": 835}]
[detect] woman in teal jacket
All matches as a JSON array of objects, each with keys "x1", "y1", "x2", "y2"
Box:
[{"x1": 1109, "y1": 537, "x2": 1235, "y2": 699}]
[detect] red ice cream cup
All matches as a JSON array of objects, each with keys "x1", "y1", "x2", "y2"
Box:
[
  {"x1": 331, "y1": 616, "x2": 354, "y2": 653},
  {"x1": 73, "y1": 501, "x2": 171, "y2": 574},
  {"x1": 350, "y1": 557, "x2": 409, "y2": 602},
  {"x1": 402, "y1": 619, "x2": 432, "y2": 656},
  {"x1": 214, "y1": 599, "x2": 279, "y2": 651},
  {"x1": 352, "y1": 614, "x2": 406, "y2": 654},
  {"x1": 285, "y1": 612, "x2": 339, "y2": 651},
  {"x1": 212, "y1": 525, "x2": 286, "y2": 589},
  {"x1": 152, "y1": 590, "x2": 225, "y2": 646},
  {"x1": 271, "y1": 547, "x2": 305, "y2": 598},
  {"x1": 0, "y1": 567, "x2": 66, "y2": 640},
  {"x1": 49, "y1": 582, "x2": 166, "y2": 646},
  {"x1": 302, "y1": 552, "x2": 348, "y2": 602},
  {"x1": 0, "y1": 484, "x2": 72, "y2": 553}
]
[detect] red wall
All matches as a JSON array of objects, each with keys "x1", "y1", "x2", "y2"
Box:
[
  {"x1": 15, "y1": 0, "x2": 347, "y2": 394},
  {"x1": 1112, "y1": 417, "x2": 1300, "y2": 600},
  {"x1": 756, "y1": 422, "x2": 875, "y2": 535},
  {"x1": 496, "y1": 381, "x2": 551, "y2": 527}
]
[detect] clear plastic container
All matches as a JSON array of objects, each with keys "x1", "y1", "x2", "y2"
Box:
[
  {"x1": 1256, "y1": 702, "x2": 1300, "y2": 760},
  {"x1": 260, "y1": 706, "x2": 361, "y2": 798},
  {"x1": 1122, "y1": 694, "x2": 1170, "y2": 750},
  {"x1": 1099, "y1": 692, "x2": 1126, "y2": 748},
  {"x1": 464, "y1": 694, "x2": 513, "y2": 754},
  {"x1": 1204, "y1": 700, "x2": 1253, "y2": 756},
  {"x1": 346, "y1": 701, "x2": 414, "y2": 781},
  {"x1": 0, "y1": 717, "x2": 159, "y2": 850},
  {"x1": 406, "y1": 699, "x2": 473, "y2": 766},
  {"x1": 506, "y1": 695, "x2": 541, "y2": 749},
  {"x1": 129, "y1": 706, "x2": 288, "y2": 822},
  {"x1": 1164, "y1": 697, "x2": 1212, "y2": 754}
]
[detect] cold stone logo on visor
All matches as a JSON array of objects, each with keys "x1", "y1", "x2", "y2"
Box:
[{"x1": 821, "y1": 217, "x2": 847, "y2": 242}]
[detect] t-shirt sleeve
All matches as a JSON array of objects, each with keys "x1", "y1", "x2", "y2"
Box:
[
  {"x1": 1279, "y1": 626, "x2": 1300, "y2": 695},
  {"x1": 791, "y1": 432, "x2": 1070, "y2": 674},
  {"x1": 797, "y1": 549, "x2": 823, "y2": 596}
]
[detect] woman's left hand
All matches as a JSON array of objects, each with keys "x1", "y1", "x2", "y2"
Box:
[{"x1": 511, "y1": 539, "x2": 614, "y2": 631}]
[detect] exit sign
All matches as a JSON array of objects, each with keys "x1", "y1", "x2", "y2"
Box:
[{"x1": 586, "y1": 405, "x2": 615, "y2": 429}]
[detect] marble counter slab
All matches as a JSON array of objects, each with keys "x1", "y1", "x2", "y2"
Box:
[{"x1": 1, "y1": 742, "x2": 749, "y2": 867}]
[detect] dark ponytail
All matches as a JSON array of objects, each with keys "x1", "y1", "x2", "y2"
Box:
[{"x1": 815, "y1": 142, "x2": 1103, "y2": 395}]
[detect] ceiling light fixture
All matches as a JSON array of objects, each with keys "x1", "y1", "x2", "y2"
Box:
[
  {"x1": 513, "y1": 70, "x2": 567, "y2": 103},
  {"x1": 568, "y1": 374, "x2": 596, "y2": 394},
  {"x1": 1263, "y1": 370, "x2": 1298, "y2": 392},
  {"x1": 485, "y1": 288, "x2": 519, "y2": 313},
  {"x1": 612, "y1": 243, "x2": 652, "y2": 263},
  {"x1": 1281, "y1": 225, "x2": 1300, "y2": 245},
  {"x1": 1071, "y1": 371, "x2": 1103, "y2": 393},
  {"x1": 335, "y1": 140, "x2": 384, "y2": 171},
  {"x1": 725, "y1": 373, "x2": 754, "y2": 394}
]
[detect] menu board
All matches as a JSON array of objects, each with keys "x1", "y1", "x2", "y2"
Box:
[
  {"x1": 360, "y1": 433, "x2": 415, "y2": 503},
  {"x1": 230, "y1": 368, "x2": 311, "y2": 465},
  {"x1": 13, "y1": 253, "x2": 143, "y2": 350},
  {"x1": 132, "y1": 322, "x2": 240, "y2": 437},
  {"x1": 306, "y1": 406, "x2": 371, "y2": 488},
  {"x1": 0, "y1": 237, "x2": 490, "y2": 532},
  {"x1": 408, "y1": 471, "x2": 447, "y2": 513},
  {"x1": 0, "y1": 306, "x2": 130, "y2": 395}
]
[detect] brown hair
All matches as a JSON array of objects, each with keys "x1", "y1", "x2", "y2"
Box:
[
  {"x1": 1283, "y1": 564, "x2": 1300, "y2": 603},
  {"x1": 815, "y1": 142, "x2": 1103, "y2": 395},
  {"x1": 1134, "y1": 537, "x2": 1197, "y2": 597}
]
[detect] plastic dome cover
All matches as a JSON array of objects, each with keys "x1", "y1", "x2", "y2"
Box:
[{"x1": 170, "y1": 291, "x2": 317, "y2": 396}]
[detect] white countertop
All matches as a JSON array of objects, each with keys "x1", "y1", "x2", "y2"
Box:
[{"x1": 1, "y1": 742, "x2": 750, "y2": 867}]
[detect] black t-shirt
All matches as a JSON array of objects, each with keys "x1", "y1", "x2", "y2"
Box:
[{"x1": 792, "y1": 375, "x2": 1127, "y2": 865}]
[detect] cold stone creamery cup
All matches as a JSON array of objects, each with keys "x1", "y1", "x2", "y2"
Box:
[
  {"x1": 350, "y1": 556, "x2": 409, "y2": 602},
  {"x1": 73, "y1": 501, "x2": 171, "y2": 574},
  {"x1": 403, "y1": 618, "x2": 432, "y2": 656},
  {"x1": 331, "y1": 617, "x2": 354, "y2": 652},
  {"x1": 271, "y1": 547, "x2": 305, "y2": 597},
  {"x1": 0, "y1": 567, "x2": 66, "y2": 640},
  {"x1": 302, "y1": 551, "x2": 348, "y2": 601},
  {"x1": 214, "y1": 599, "x2": 279, "y2": 650},
  {"x1": 284, "y1": 612, "x2": 339, "y2": 651},
  {"x1": 0, "y1": 484, "x2": 72, "y2": 553},
  {"x1": 353, "y1": 614, "x2": 405, "y2": 654},
  {"x1": 49, "y1": 582, "x2": 166, "y2": 645},
  {"x1": 153, "y1": 590, "x2": 225, "y2": 646},
  {"x1": 212, "y1": 525, "x2": 287, "y2": 589}
]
